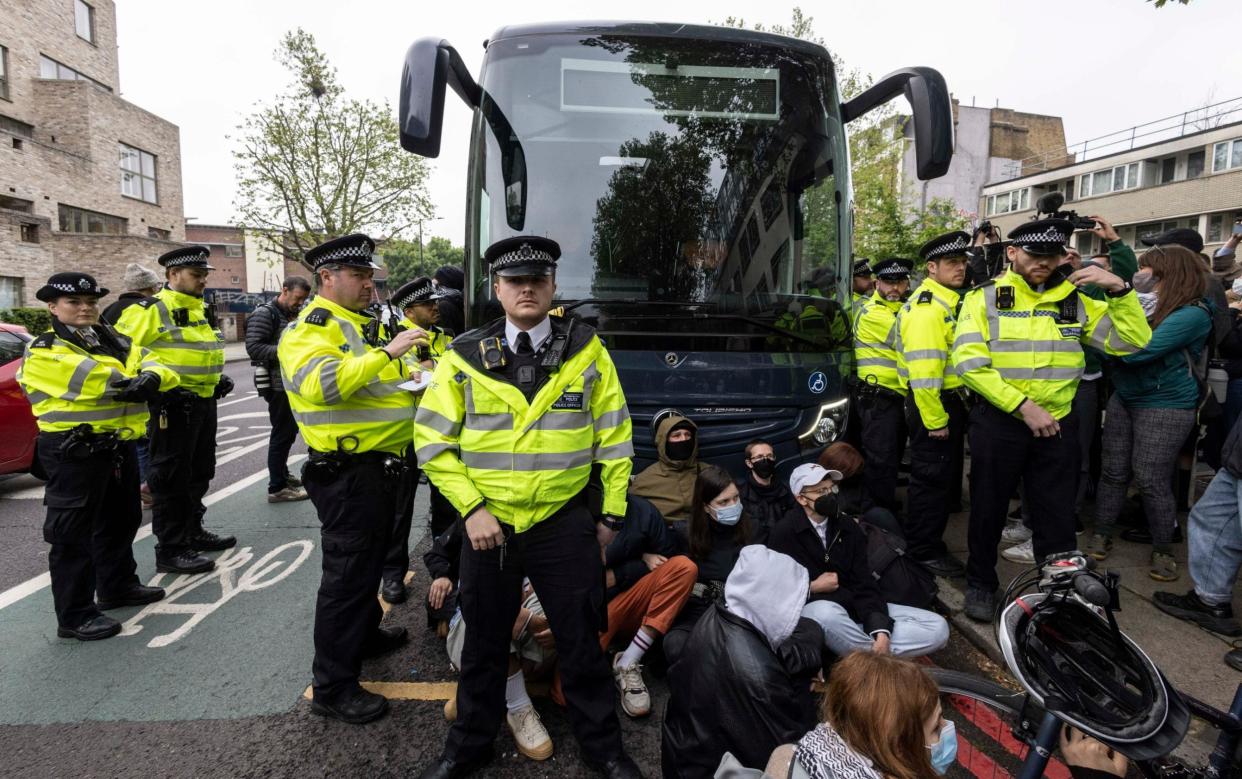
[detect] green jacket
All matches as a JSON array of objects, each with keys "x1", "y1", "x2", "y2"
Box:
[
  {"x1": 1110, "y1": 301, "x2": 1212, "y2": 410},
  {"x1": 1083, "y1": 239, "x2": 1139, "y2": 375}
]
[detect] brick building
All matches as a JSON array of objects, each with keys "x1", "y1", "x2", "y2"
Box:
[
  {"x1": 0, "y1": 0, "x2": 184, "y2": 309},
  {"x1": 979, "y1": 107, "x2": 1242, "y2": 257}
]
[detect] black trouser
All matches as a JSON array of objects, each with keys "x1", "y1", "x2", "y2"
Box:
[
  {"x1": 38, "y1": 432, "x2": 142, "y2": 628},
  {"x1": 966, "y1": 403, "x2": 1080, "y2": 592},
  {"x1": 383, "y1": 449, "x2": 419, "y2": 585},
  {"x1": 903, "y1": 392, "x2": 967, "y2": 561},
  {"x1": 428, "y1": 481, "x2": 459, "y2": 539},
  {"x1": 858, "y1": 391, "x2": 907, "y2": 514},
  {"x1": 147, "y1": 394, "x2": 216, "y2": 556},
  {"x1": 445, "y1": 500, "x2": 621, "y2": 766},
  {"x1": 265, "y1": 390, "x2": 299, "y2": 493},
  {"x1": 303, "y1": 453, "x2": 397, "y2": 702}
]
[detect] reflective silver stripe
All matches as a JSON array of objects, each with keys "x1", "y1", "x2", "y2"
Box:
[
  {"x1": 908, "y1": 378, "x2": 944, "y2": 389},
  {"x1": 25, "y1": 389, "x2": 52, "y2": 404},
  {"x1": 990, "y1": 340, "x2": 1082, "y2": 353},
  {"x1": 464, "y1": 412, "x2": 513, "y2": 432},
  {"x1": 154, "y1": 300, "x2": 178, "y2": 337},
  {"x1": 1088, "y1": 314, "x2": 1141, "y2": 354},
  {"x1": 153, "y1": 340, "x2": 220, "y2": 351},
  {"x1": 290, "y1": 355, "x2": 334, "y2": 390},
  {"x1": 40, "y1": 405, "x2": 137, "y2": 423},
  {"x1": 320, "y1": 360, "x2": 342, "y2": 404},
  {"x1": 332, "y1": 316, "x2": 368, "y2": 354},
  {"x1": 169, "y1": 364, "x2": 223, "y2": 376},
  {"x1": 355, "y1": 380, "x2": 407, "y2": 399},
  {"x1": 416, "y1": 443, "x2": 458, "y2": 463},
  {"x1": 63, "y1": 357, "x2": 98, "y2": 400},
  {"x1": 582, "y1": 362, "x2": 600, "y2": 410},
  {"x1": 464, "y1": 382, "x2": 479, "y2": 414},
  {"x1": 954, "y1": 332, "x2": 984, "y2": 346},
  {"x1": 933, "y1": 296, "x2": 955, "y2": 317},
  {"x1": 593, "y1": 408, "x2": 630, "y2": 431},
  {"x1": 102, "y1": 368, "x2": 126, "y2": 399},
  {"x1": 903, "y1": 349, "x2": 946, "y2": 361},
  {"x1": 594, "y1": 441, "x2": 635, "y2": 460},
  {"x1": 984, "y1": 285, "x2": 1000, "y2": 340},
  {"x1": 460, "y1": 449, "x2": 594, "y2": 471},
  {"x1": 414, "y1": 407, "x2": 462, "y2": 438},
  {"x1": 854, "y1": 340, "x2": 890, "y2": 350},
  {"x1": 533, "y1": 411, "x2": 591, "y2": 431},
  {"x1": 293, "y1": 407, "x2": 413, "y2": 425},
  {"x1": 955, "y1": 357, "x2": 991, "y2": 373},
  {"x1": 856, "y1": 357, "x2": 898, "y2": 368},
  {"x1": 996, "y1": 366, "x2": 1084, "y2": 381}
]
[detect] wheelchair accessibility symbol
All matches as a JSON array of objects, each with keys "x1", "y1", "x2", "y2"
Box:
[{"x1": 808, "y1": 371, "x2": 827, "y2": 394}]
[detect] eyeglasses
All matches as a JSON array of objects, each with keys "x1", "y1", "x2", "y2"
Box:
[{"x1": 801, "y1": 484, "x2": 839, "y2": 499}]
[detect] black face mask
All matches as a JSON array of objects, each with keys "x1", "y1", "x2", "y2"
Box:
[
  {"x1": 666, "y1": 438, "x2": 695, "y2": 462},
  {"x1": 750, "y1": 458, "x2": 776, "y2": 479},
  {"x1": 813, "y1": 493, "x2": 839, "y2": 520}
]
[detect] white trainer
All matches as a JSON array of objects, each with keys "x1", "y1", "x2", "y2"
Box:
[
  {"x1": 613, "y1": 656, "x2": 651, "y2": 717},
  {"x1": 1001, "y1": 521, "x2": 1032, "y2": 545},
  {"x1": 506, "y1": 705, "x2": 553, "y2": 761},
  {"x1": 1001, "y1": 538, "x2": 1035, "y2": 564}
]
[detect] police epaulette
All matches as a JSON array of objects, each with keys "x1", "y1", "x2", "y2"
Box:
[
  {"x1": 304, "y1": 307, "x2": 331, "y2": 326},
  {"x1": 917, "y1": 290, "x2": 933, "y2": 304},
  {"x1": 137, "y1": 298, "x2": 155, "y2": 308},
  {"x1": 30, "y1": 332, "x2": 55, "y2": 348}
]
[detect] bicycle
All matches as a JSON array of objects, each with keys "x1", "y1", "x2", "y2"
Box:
[{"x1": 929, "y1": 553, "x2": 1242, "y2": 779}]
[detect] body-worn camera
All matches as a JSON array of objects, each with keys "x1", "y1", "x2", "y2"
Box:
[{"x1": 1035, "y1": 192, "x2": 1096, "y2": 231}]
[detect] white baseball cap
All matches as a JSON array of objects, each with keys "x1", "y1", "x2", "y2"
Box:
[{"x1": 789, "y1": 463, "x2": 843, "y2": 496}]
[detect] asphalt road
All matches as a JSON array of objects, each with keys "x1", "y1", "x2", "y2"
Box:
[{"x1": 0, "y1": 380, "x2": 1235, "y2": 777}]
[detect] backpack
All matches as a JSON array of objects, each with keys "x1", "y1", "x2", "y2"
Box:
[
  {"x1": 1181, "y1": 300, "x2": 1223, "y2": 421},
  {"x1": 851, "y1": 514, "x2": 937, "y2": 610}
]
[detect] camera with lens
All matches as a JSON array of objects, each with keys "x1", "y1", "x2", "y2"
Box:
[{"x1": 1035, "y1": 192, "x2": 1097, "y2": 231}]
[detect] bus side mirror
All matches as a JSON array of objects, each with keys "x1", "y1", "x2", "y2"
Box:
[
  {"x1": 399, "y1": 38, "x2": 481, "y2": 158},
  {"x1": 840, "y1": 67, "x2": 953, "y2": 181}
]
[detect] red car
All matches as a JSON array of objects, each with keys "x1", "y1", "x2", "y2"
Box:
[{"x1": 0, "y1": 323, "x2": 39, "y2": 476}]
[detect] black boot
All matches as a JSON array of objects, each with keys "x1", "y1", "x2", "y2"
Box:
[
  {"x1": 416, "y1": 747, "x2": 495, "y2": 779},
  {"x1": 57, "y1": 614, "x2": 122, "y2": 641},
  {"x1": 362, "y1": 625, "x2": 408, "y2": 659},
  {"x1": 381, "y1": 578, "x2": 407, "y2": 604},
  {"x1": 1153, "y1": 590, "x2": 1240, "y2": 636},
  {"x1": 156, "y1": 551, "x2": 215, "y2": 574},
  {"x1": 190, "y1": 529, "x2": 236, "y2": 551},
  {"x1": 310, "y1": 687, "x2": 388, "y2": 724},
  {"x1": 97, "y1": 584, "x2": 165, "y2": 610}
]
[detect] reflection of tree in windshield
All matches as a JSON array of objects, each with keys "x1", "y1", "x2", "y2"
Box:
[{"x1": 591, "y1": 131, "x2": 717, "y2": 302}]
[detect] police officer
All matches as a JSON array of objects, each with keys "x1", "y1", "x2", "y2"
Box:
[
  {"x1": 378, "y1": 276, "x2": 450, "y2": 604},
  {"x1": 17, "y1": 273, "x2": 176, "y2": 639},
  {"x1": 851, "y1": 258, "x2": 874, "y2": 316},
  {"x1": 952, "y1": 219, "x2": 1152, "y2": 621},
  {"x1": 897, "y1": 232, "x2": 972, "y2": 578},
  {"x1": 414, "y1": 236, "x2": 641, "y2": 779},
  {"x1": 277, "y1": 234, "x2": 426, "y2": 723},
  {"x1": 116, "y1": 246, "x2": 235, "y2": 574},
  {"x1": 853, "y1": 257, "x2": 913, "y2": 513}
]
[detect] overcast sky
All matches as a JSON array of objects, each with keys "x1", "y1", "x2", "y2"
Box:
[{"x1": 113, "y1": 0, "x2": 1240, "y2": 245}]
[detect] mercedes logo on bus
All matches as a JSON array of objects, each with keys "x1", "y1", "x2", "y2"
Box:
[{"x1": 664, "y1": 352, "x2": 679, "y2": 367}]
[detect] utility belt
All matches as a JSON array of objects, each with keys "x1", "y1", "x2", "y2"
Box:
[
  {"x1": 689, "y1": 580, "x2": 726, "y2": 604},
  {"x1": 41, "y1": 425, "x2": 121, "y2": 462},
  {"x1": 851, "y1": 376, "x2": 904, "y2": 405},
  {"x1": 152, "y1": 388, "x2": 209, "y2": 430},
  {"x1": 303, "y1": 447, "x2": 410, "y2": 485}
]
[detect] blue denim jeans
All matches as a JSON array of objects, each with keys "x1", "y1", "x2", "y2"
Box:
[
  {"x1": 1188, "y1": 467, "x2": 1242, "y2": 606},
  {"x1": 801, "y1": 600, "x2": 949, "y2": 657}
]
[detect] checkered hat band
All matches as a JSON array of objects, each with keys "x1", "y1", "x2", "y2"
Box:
[
  {"x1": 876, "y1": 269, "x2": 907, "y2": 279},
  {"x1": 51, "y1": 282, "x2": 93, "y2": 293},
  {"x1": 1015, "y1": 225, "x2": 1070, "y2": 244},
  {"x1": 165, "y1": 254, "x2": 209, "y2": 267},
  {"x1": 493, "y1": 244, "x2": 553, "y2": 269},
  {"x1": 317, "y1": 244, "x2": 373, "y2": 263},
  {"x1": 927, "y1": 237, "x2": 970, "y2": 260},
  {"x1": 397, "y1": 285, "x2": 433, "y2": 308}
]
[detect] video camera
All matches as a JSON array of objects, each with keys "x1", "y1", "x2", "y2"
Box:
[{"x1": 1034, "y1": 192, "x2": 1097, "y2": 231}]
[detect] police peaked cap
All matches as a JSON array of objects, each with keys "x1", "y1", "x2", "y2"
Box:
[
  {"x1": 36, "y1": 272, "x2": 109, "y2": 302},
  {"x1": 158, "y1": 245, "x2": 215, "y2": 270},
  {"x1": 872, "y1": 257, "x2": 914, "y2": 280},
  {"x1": 305, "y1": 233, "x2": 380, "y2": 271},
  {"x1": 1007, "y1": 219, "x2": 1074, "y2": 257},
  {"x1": 852, "y1": 259, "x2": 873, "y2": 277},
  {"x1": 484, "y1": 236, "x2": 560, "y2": 277},
  {"x1": 393, "y1": 276, "x2": 446, "y2": 309},
  {"x1": 919, "y1": 231, "x2": 972, "y2": 262}
]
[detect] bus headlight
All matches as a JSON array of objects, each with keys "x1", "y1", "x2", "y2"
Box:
[{"x1": 799, "y1": 398, "x2": 849, "y2": 448}]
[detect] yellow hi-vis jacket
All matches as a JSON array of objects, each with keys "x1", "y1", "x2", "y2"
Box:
[
  {"x1": 897, "y1": 278, "x2": 963, "y2": 430},
  {"x1": 17, "y1": 325, "x2": 180, "y2": 438},
  {"x1": 397, "y1": 319, "x2": 451, "y2": 371},
  {"x1": 853, "y1": 292, "x2": 906, "y2": 395},
  {"x1": 114, "y1": 287, "x2": 224, "y2": 398},
  {"x1": 278, "y1": 296, "x2": 415, "y2": 455},
  {"x1": 413, "y1": 317, "x2": 634, "y2": 534},
  {"x1": 952, "y1": 269, "x2": 1152, "y2": 419}
]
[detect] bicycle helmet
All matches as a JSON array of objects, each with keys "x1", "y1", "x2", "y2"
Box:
[{"x1": 997, "y1": 592, "x2": 1189, "y2": 761}]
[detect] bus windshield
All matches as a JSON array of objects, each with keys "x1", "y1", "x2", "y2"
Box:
[{"x1": 467, "y1": 32, "x2": 851, "y2": 351}]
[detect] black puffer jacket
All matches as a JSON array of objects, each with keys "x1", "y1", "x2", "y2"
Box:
[
  {"x1": 244, "y1": 300, "x2": 295, "y2": 391},
  {"x1": 660, "y1": 605, "x2": 822, "y2": 778},
  {"x1": 603, "y1": 494, "x2": 680, "y2": 599},
  {"x1": 736, "y1": 474, "x2": 797, "y2": 546}
]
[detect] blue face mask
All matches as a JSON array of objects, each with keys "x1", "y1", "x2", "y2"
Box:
[
  {"x1": 712, "y1": 502, "x2": 743, "y2": 526},
  {"x1": 928, "y1": 720, "x2": 957, "y2": 775}
]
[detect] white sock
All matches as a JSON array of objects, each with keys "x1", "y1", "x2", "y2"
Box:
[
  {"x1": 505, "y1": 669, "x2": 532, "y2": 714},
  {"x1": 617, "y1": 629, "x2": 653, "y2": 668}
]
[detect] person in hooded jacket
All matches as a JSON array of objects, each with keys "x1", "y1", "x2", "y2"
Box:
[
  {"x1": 660, "y1": 545, "x2": 824, "y2": 778},
  {"x1": 736, "y1": 438, "x2": 797, "y2": 545},
  {"x1": 433, "y1": 265, "x2": 465, "y2": 336},
  {"x1": 630, "y1": 412, "x2": 706, "y2": 523}
]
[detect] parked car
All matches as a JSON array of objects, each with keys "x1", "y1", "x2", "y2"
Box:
[{"x1": 0, "y1": 323, "x2": 39, "y2": 477}]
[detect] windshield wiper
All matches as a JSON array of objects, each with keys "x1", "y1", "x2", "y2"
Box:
[{"x1": 559, "y1": 300, "x2": 834, "y2": 349}]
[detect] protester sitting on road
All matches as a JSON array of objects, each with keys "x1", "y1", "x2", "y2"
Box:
[
  {"x1": 737, "y1": 439, "x2": 797, "y2": 545},
  {"x1": 424, "y1": 518, "x2": 463, "y2": 636},
  {"x1": 661, "y1": 465, "x2": 753, "y2": 666},
  {"x1": 661, "y1": 545, "x2": 824, "y2": 778},
  {"x1": 631, "y1": 411, "x2": 706, "y2": 523},
  {"x1": 769, "y1": 464, "x2": 948, "y2": 658},
  {"x1": 1088, "y1": 246, "x2": 1212, "y2": 582},
  {"x1": 817, "y1": 441, "x2": 867, "y2": 516}
]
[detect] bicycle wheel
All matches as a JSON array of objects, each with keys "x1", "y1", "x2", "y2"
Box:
[{"x1": 930, "y1": 669, "x2": 1071, "y2": 779}]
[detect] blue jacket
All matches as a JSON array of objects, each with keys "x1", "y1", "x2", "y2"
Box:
[{"x1": 1110, "y1": 301, "x2": 1212, "y2": 409}]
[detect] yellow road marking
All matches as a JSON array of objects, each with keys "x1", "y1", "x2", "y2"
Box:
[{"x1": 303, "y1": 681, "x2": 457, "y2": 701}]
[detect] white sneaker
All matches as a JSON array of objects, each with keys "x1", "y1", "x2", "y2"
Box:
[
  {"x1": 1001, "y1": 521, "x2": 1032, "y2": 545},
  {"x1": 506, "y1": 705, "x2": 553, "y2": 761},
  {"x1": 613, "y1": 656, "x2": 651, "y2": 717},
  {"x1": 1001, "y1": 538, "x2": 1035, "y2": 564}
]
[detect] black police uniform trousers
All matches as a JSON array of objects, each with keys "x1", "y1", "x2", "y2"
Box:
[
  {"x1": 445, "y1": 498, "x2": 622, "y2": 766},
  {"x1": 903, "y1": 392, "x2": 967, "y2": 561},
  {"x1": 38, "y1": 432, "x2": 142, "y2": 627},
  {"x1": 382, "y1": 448, "x2": 420, "y2": 585},
  {"x1": 966, "y1": 402, "x2": 1080, "y2": 593},
  {"x1": 265, "y1": 389, "x2": 299, "y2": 494},
  {"x1": 858, "y1": 390, "x2": 907, "y2": 514},
  {"x1": 303, "y1": 453, "x2": 396, "y2": 702},
  {"x1": 147, "y1": 393, "x2": 216, "y2": 556}
]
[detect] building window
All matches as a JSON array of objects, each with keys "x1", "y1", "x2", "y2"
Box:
[
  {"x1": 987, "y1": 188, "x2": 1030, "y2": 216},
  {"x1": 0, "y1": 46, "x2": 9, "y2": 101},
  {"x1": 1161, "y1": 157, "x2": 1176, "y2": 184},
  {"x1": 1213, "y1": 139, "x2": 1242, "y2": 173},
  {"x1": 1208, "y1": 213, "x2": 1242, "y2": 244},
  {"x1": 1187, "y1": 150, "x2": 1205, "y2": 179},
  {"x1": 74, "y1": 0, "x2": 95, "y2": 43},
  {"x1": 224, "y1": 244, "x2": 243, "y2": 258},
  {"x1": 230, "y1": 275, "x2": 241, "y2": 285},
  {"x1": 147, "y1": 226, "x2": 169, "y2": 240},
  {"x1": 1079, "y1": 163, "x2": 1140, "y2": 198},
  {"x1": 119, "y1": 143, "x2": 158, "y2": 204},
  {"x1": 37, "y1": 54, "x2": 110, "y2": 91},
  {"x1": 0, "y1": 276, "x2": 23, "y2": 309},
  {"x1": 0, "y1": 195, "x2": 32, "y2": 213},
  {"x1": 58, "y1": 203, "x2": 126, "y2": 234},
  {"x1": 19, "y1": 223, "x2": 37, "y2": 243}
]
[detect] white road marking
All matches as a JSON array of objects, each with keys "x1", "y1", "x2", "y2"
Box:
[{"x1": 216, "y1": 392, "x2": 258, "y2": 409}]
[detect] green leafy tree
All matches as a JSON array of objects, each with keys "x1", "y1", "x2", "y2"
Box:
[
  {"x1": 232, "y1": 29, "x2": 434, "y2": 265},
  {"x1": 381, "y1": 236, "x2": 464, "y2": 288}
]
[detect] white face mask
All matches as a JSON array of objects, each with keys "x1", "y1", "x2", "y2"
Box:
[
  {"x1": 710, "y1": 502, "x2": 743, "y2": 526},
  {"x1": 1232, "y1": 277, "x2": 1242, "y2": 297}
]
